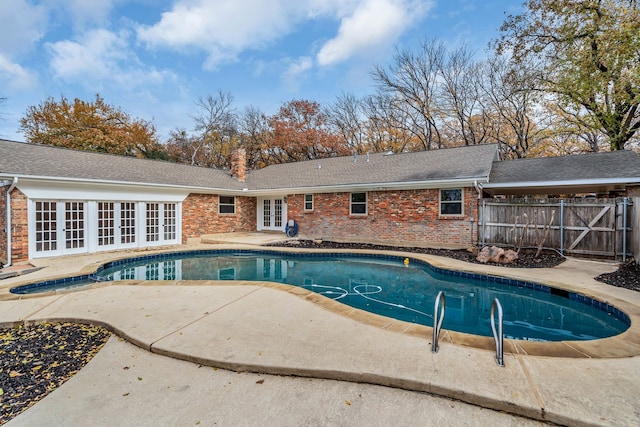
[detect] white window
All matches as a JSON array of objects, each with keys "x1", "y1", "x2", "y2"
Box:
[
  {"x1": 304, "y1": 194, "x2": 313, "y2": 211},
  {"x1": 219, "y1": 196, "x2": 235, "y2": 214},
  {"x1": 440, "y1": 189, "x2": 463, "y2": 215},
  {"x1": 350, "y1": 192, "x2": 367, "y2": 215}
]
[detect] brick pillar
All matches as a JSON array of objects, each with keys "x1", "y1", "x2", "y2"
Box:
[{"x1": 230, "y1": 148, "x2": 246, "y2": 182}]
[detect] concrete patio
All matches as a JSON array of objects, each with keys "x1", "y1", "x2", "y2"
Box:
[{"x1": 1, "y1": 237, "x2": 639, "y2": 426}]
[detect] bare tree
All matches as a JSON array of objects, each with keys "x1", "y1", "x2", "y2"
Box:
[
  {"x1": 325, "y1": 93, "x2": 368, "y2": 154},
  {"x1": 362, "y1": 94, "x2": 420, "y2": 153},
  {"x1": 438, "y1": 46, "x2": 492, "y2": 146},
  {"x1": 371, "y1": 39, "x2": 444, "y2": 150},
  {"x1": 479, "y1": 55, "x2": 548, "y2": 159},
  {"x1": 238, "y1": 105, "x2": 270, "y2": 169}
]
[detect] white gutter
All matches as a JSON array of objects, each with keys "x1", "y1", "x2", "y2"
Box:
[
  {"x1": 245, "y1": 177, "x2": 490, "y2": 197},
  {"x1": 3, "y1": 177, "x2": 18, "y2": 267},
  {"x1": 0, "y1": 173, "x2": 241, "y2": 196},
  {"x1": 482, "y1": 177, "x2": 640, "y2": 189}
]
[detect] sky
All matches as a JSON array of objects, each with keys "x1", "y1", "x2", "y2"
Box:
[{"x1": 0, "y1": 0, "x2": 522, "y2": 142}]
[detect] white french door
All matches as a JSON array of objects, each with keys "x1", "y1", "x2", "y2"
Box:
[
  {"x1": 33, "y1": 201, "x2": 86, "y2": 256},
  {"x1": 258, "y1": 197, "x2": 287, "y2": 231},
  {"x1": 31, "y1": 200, "x2": 180, "y2": 258},
  {"x1": 145, "y1": 202, "x2": 178, "y2": 245},
  {"x1": 97, "y1": 202, "x2": 139, "y2": 250}
]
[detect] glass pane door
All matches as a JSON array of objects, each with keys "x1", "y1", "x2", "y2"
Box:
[
  {"x1": 65, "y1": 202, "x2": 85, "y2": 251},
  {"x1": 120, "y1": 202, "x2": 136, "y2": 245},
  {"x1": 146, "y1": 203, "x2": 160, "y2": 242},
  {"x1": 98, "y1": 202, "x2": 115, "y2": 247}
]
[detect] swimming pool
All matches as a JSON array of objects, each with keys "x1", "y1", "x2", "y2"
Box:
[{"x1": 12, "y1": 250, "x2": 629, "y2": 342}]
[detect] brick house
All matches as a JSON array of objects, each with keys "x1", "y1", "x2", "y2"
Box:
[{"x1": 1, "y1": 138, "x2": 639, "y2": 265}]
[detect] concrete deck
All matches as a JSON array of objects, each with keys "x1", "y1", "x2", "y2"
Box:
[{"x1": 1, "y1": 236, "x2": 640, "y2": 426}]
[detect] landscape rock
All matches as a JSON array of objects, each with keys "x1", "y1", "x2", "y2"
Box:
[{"x1": 476, "y1": 246, "x2": 518, "y2": 264}]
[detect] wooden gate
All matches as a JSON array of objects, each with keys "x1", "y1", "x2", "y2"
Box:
[{"x1": 479, "y1": 198, "x2": 634, "y2": 259}]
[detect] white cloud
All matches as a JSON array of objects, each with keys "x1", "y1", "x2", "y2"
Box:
[
  {"x1": 57, "y1": 0, "x2": 116, "y2": 30},
  {"x1": 317, "y1": 0, "x2": 433, "y2": 66},
  {"x1": 0, "y1": 54, "x2": 38, "y2": 90},
  {"x1": 47, "y1": 29, "x2": 173, "y2": 89},
  {"x1": 137, "y1": 0, "x2": 298, "y2": 69},
  {"x1": 281, "y1": 56, "x2": 313, "y2": 89},
  {"x1": 0, "y1": 0, "x2": 48, "y2": 58}
]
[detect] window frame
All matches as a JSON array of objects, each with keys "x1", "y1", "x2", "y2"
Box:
[
  {"x1": 350, "y1": 192, "x2": 367, "y2": 216},
  {"x1": 304, "y1": 194, "x2": 314, "y2": 211},
  {"x1": 219, "y1": 196, "x2": 236, "y2": 214},
  {"x1": 439, "y1": 188, "x2": 464, "y2": 216}
]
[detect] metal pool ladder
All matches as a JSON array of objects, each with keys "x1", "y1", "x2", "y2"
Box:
[
  {"x1": 491, "y1": 298, "x2": 505, "y2": 367},
  {"x1": 431, "y1": 291, "x2": 446, "y2": 353}
]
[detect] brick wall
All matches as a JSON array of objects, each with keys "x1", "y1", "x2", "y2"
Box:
[
  {"x1": 286, "y1": 188, "x2": 478, "y2": 248},
  {"x1": 0, "y1": 187, "x2": 29, "y2": 265},
  {"x1": 182, "y1": 193, "x2": 256, "y2": 242}
]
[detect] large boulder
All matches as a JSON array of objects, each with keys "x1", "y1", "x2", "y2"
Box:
[{"x1": 476, "y1": 246, "x2": 518, "y2": 264}]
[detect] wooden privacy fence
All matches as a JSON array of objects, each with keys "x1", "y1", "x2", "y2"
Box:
[{"x1": 479, "y1": 197, "x2": 634, "y2": 260}]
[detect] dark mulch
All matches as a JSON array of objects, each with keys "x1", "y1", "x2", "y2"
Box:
[
  {"x1": 0, "y1": 322, "x2": 111, "y2": 425},
  {"x1": 267, "y1": 239, "x2": 566, "y2": 268},
  {"x1": 596, "y1": 260, "x2": 640, "y2": 292},
  {"x1": 267, "y1": 239, "x2": 640, "y2": 291}
]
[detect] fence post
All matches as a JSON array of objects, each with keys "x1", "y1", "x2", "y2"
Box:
[
  {"x1": 622, "y1": 197, "x2": 628, "y2": 263},
  {"x1": 559, "y1": 199, "x2": 565, "y2": 255}
]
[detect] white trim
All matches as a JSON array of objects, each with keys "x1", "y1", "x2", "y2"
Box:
[
  {"x1": 246, "y1": 177, "x2": 488, "y2": 197},
  {"x1": 482, "y1": 177, "x2": 640, "y2": 189},
  {"x1": 304, "y1": 194, "x2": 314, "y2": 211},
  {"x1": 257, "y1": 197, "x2": 287, "y2": 231},
  {"x1": 16, "y1": 180, "x2": 188, "y2": 202},
  {"x1": 439, "y1": 188, "x2": 464, "y2": 216},
  {"x1": 350, "y1": 192, "x2": 368, "y2": 216}
]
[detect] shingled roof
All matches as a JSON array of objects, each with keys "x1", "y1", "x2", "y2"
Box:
[
  {"x1": 484, "y1": 150, "x2": 640, "y2": 195},
  {"x1": 246, "y1": 144, "x2": 498, "y2": 191},
  {"x1": 0, "y1": 139, "x2": 245, "y2": 192},
  {"x1": 0, "y1": 139, "x2": 498, "y2": 193}
]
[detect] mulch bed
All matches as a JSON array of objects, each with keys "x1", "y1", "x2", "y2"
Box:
[
  {"x1": 596, "y1": 260, "x2": 640, "y2": 292},
  {"x1": 0, "y1": 322, "x2": 111, "y2": 425},
  {"x1": 267, "y1": 239, "x2": 566, "y2": 268}
]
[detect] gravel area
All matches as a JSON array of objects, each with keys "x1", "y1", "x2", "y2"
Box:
[{"x1": 0, "y1": 322, "x2": 111, "y2": 425}]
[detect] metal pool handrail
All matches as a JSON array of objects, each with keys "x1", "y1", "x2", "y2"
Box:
[
  {"x1": 431, "y1": 291, "x2": 446, "y2": 353},
  {"x1": 491, "y1": 298, "x2": 505, "y2": 367}
]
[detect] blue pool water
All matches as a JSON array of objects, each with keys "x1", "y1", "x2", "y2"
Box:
[{"x1": 12, "y1": 250, "x2": 629, "y2": 342}]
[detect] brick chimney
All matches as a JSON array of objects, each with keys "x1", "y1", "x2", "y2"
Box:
[{"x1": 230, "y1": 148, "x2": 247, "y2": 182}]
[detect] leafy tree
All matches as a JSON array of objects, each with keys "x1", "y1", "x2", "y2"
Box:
[
  {"x1": 19, "y1": 94, "x2": 164, "y2": 158},
  {"x1": 265, "y1": 99, "x2": 349, "y2": 163},
  {"x1": 497, "y1": 0, "x2": 640, "y2": 151}
]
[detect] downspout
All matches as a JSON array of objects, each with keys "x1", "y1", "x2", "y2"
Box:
[
  {"x1": 473, "y1": 180, "x2": 483, "y2": 246},
  {"x1": 3, "y1": 177, "x2": 18, "y2": 267}
]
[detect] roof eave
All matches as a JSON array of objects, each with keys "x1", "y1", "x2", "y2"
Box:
[
  {"x1": 245, "y1": 176, "x2": 489, "y2": 196},
  {"x1": 483, "y1": 177, "x2": 640, "y2": 189},
  {"x1": 0, "y1": 173, "x2": 242, "y2": 195}
]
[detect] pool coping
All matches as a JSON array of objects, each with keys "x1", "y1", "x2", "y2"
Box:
[{"x1": 2, "y1": 245, "x2": 639, "y2": 359}]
